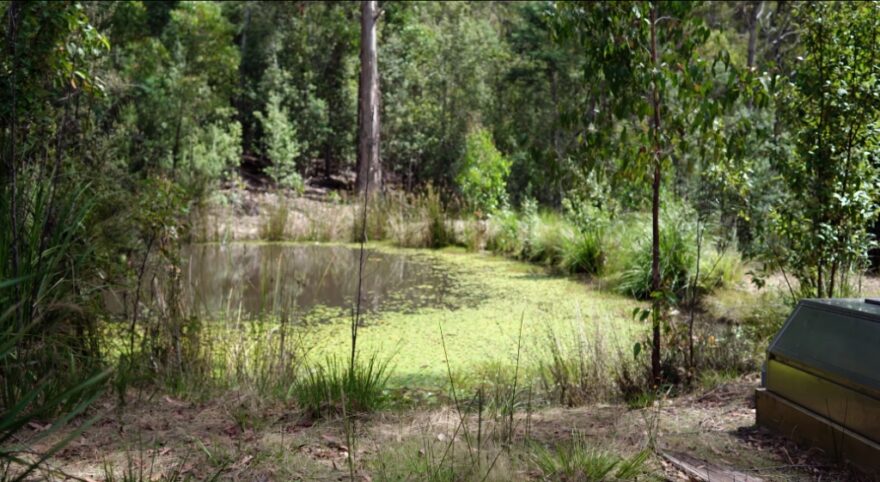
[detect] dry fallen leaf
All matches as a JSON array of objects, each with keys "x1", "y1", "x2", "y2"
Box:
[
  {"x1": 321, "y1": 433, "x2": 349, "y2": 452},
  {"x1": 27, "y1": 422, "x2": 50, "y2": 432},
  {"x1": 232, "y1": 454, "x2": 254, "y2": 470},
  {"x1": 163, "y1": 395, "x2": 187, "y2": 408}
]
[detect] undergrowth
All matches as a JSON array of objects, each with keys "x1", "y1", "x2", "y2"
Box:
[{"x1": 294, "y1": 354, "x2": 392, "y2": 418}]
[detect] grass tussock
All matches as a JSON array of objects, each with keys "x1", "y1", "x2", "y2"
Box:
[
  {"x1": 386, "y1": 186, "x2": 452, "y2": 249},
  {"x1": 295, "y1": 354, "x2": 392, "y2": 418},
  {"x1": 478, "y1": 200, "x2": 745, "y2": 303},
  {"x1": 537, "y1": 316, "x2": 634, "y2": 406},
  {"x1": 259, "y1": 200, "x2": 289, "y2": 241},
  {"x1": 1, "y1": 176, "x2": 111, "y2": 476},
  {"x1": 532, "y1": 432, "x2": 651, "y2": 482},
  {"x1": 371, "y1": 433, "x2": 521, "y2": 482},
  {"x1": 561, "y1": 228, "x2": 605, "y2": 275}
]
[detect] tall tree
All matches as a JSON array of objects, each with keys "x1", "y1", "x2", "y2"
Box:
[
  {"x1": 648, "y1": 2, "x2": 663, "y2": 386},
  {"x1": 554, "y1": 1, "x2": 740, "y2": 385},
  {"x1": 773, "y1": 1, "x2": 880, "y2": 298},
  {"x1": 356, "y1": 0, "x2": 381, "y2": 194}
]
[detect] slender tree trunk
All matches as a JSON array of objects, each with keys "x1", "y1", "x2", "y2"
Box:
[
  {"x1": 649, "y1": 2, "x2": 662, "y2": 387},
  {"x1": 237, "y1": 5, "x2": 253, "y2": 156},
  {"x1": 689, "y1": 220, "x2": 703, "y2": 373},
  {"x1": 747, "y1": 1, "x2": 763, "y2": 69},
  {"x1": 829, "y1": 261, "x2": 837, "y2": 298},
  {"x1": 355, "y1": 0, "x2": 381, "y2": 194},
  {"x1": 551, "y1": 69, "x2": 564, "y2": 206},
  {"x1": 172, "y1": 102, "x2": 183, "y2": 177},
  {"x1": 5, "y1": 1, "x2": 21, "y2": 286}
]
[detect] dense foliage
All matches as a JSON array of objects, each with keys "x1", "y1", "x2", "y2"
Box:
[{"x1": 4, "y1": 0, "x2": 880, "y2": 473}]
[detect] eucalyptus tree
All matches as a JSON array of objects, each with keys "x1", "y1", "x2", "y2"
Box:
[
  {"x1": 553, "y1": 1, "x2": 742, "y2": 385},
  {"x1": 772, "y1": 1, "x2": 880, "y2": 298},
  {"x1": 356, "y1": 0, "x2": 381, "y2": 194}
]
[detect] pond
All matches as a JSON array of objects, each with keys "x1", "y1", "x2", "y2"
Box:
[
  {"x1": 108, "y1": 242, "x2": 645, "y2": 386},
  {"x1": 180, "y1": 243, "x2": 483, "y2": 321}
]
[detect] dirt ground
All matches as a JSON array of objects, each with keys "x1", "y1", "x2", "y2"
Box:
[{"x1": 31, "y1": 374, "x2": 865, "y2": 481}]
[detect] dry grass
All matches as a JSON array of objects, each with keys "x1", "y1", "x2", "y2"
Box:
[
  {"x1": 42, "y1": 374, "x2": 863, "y2": 481},
  {"x1": 192, "y1": 189, "x2": 356, "y2": 243}
]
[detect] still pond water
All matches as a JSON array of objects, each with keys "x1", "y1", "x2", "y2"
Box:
[{"x1": 180, "y1": 243, "x2": 481, "y2": 320}]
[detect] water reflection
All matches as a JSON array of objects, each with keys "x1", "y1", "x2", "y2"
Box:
[{"x1": 181, "y1": 243, "x2": 478, "y2": 320}]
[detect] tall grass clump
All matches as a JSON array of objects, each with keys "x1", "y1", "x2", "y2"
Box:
[
  {"x1": 387, "y1": 186, "x2": 451, "y2": 249},
  {"x1": 259, "y1": 200, "x2": 289, "y2": 241},
  {"x1": 162, "y1": 316, "x2": 304, "y2": 402},
  {"x1": 610, "y1": 211, "x2": 695, "y2": 299},
  {"x1": 537, "y1": 317, "x2": 630, "y2": 405},
  {"x1": 0, "y1": 176, "x2": 110, "y2": 476},
  {"x1": 559, "y1": 199, "x2": 609, "y2": 275},
  {"x1": 294, "y1": 354, "x2": 392, "y2": 418},
  {"x1": 561, "y1": 228, "x2": 605, "y2": 275},
  {"x1": 484, "y1": 209, "x2": 524, "y2": 256},
  {"x1": 604, "y1": 204, "x2": 747, "y2": 300},
  {"x1": 532, "y1": 432, "x2": 651, "y2": 481},
  {"x1": 483, "y1": 198, "x2": 608, "y2": 276},
  {"x1": 523, "y1": 212, "x2": 573, "y2": 266}
]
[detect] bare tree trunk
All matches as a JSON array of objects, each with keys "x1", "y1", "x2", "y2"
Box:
[
  {"x1": 551, "y1": 69, "x2": 564, "y2": 206},
  {"x1": 689, "y1": 220, "x2": 703, "y2": 373},
  {"x1": 355, "y1": 0, "x2": 381, "y2": 194},
  {"x1": 829, "y1": 261, "x2": 837, "y2": 298},
  {"x1": 747, "y1": 1, "x2": 763, "y2": 69},
  {"x1": 650, "y1": 2, "x2": 662, "y2": 387}
]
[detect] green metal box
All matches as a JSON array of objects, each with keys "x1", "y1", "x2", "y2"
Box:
[{"x1": 757, "y1": 299, "x2": 880, "y2": 474}]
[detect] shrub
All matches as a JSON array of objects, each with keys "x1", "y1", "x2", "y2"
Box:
[
  {"x1": 256, "y1": 91, "x2": 303, "y2": 191},
  {"x1": 294, "y1": 354, "x2": 391, "y2": 418},
  {"x1": 456, "y1": 127, "x2": 511, "y2": 214},
  {"x1": 186, "y1": 116, "x2": 242, "y2": 184}
]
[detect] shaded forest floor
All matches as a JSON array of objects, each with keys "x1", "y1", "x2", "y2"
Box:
[{"x1": 44, "y1": 375, "x2": 863, "y2": 481}]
